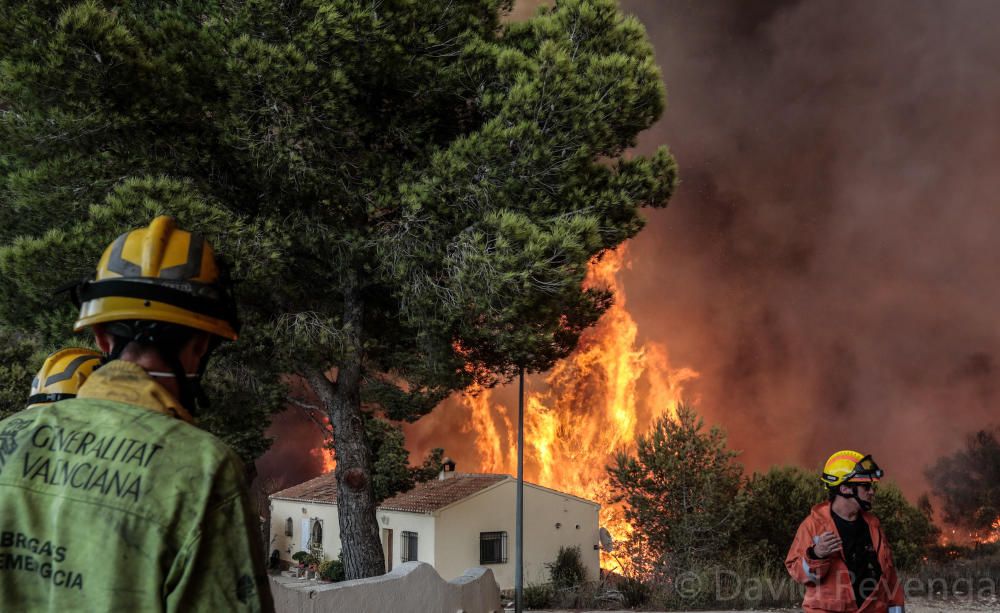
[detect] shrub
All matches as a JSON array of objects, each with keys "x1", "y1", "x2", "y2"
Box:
[
  {"x1": 874, "y1": 482, "x2": 940, "y2": 571},
  {"x1": 738, "y1": 466, "x2": 825, "y2": 570},
  {"x1": 318, "y1": 558, "x2": 345, "y2": 582},
  {"x1": 522, "y1": 583, "x2": 553, "y2": 609},
  {"x1": 291, "y1": 551, "x2": 310, "y2": 565},
  {"x1": 619, "y1": 576, "x2": 650, "y2": 607},
  {"x1": 546, "y1": 545, "x2": 587, "y2": 589}
]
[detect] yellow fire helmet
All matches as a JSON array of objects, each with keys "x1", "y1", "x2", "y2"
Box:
[
  {"x1": 72, "y1": 216, "x2": 239, "y2": 340},
  {"x1": 27, "y1": 348, "x2": 103, "y2": 409},
  {"x1": 821, "y1": 449, "x2": 884, "y2": 488}
]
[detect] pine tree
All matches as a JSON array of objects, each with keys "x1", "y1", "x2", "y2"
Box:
[
  {"x1": 0, "y1": 0, "x2": 675, "y2": 577},
  {"x1": 608, "y1": 405, "x2": 743, "y2": 571}
]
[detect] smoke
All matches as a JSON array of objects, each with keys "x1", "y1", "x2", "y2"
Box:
[
  {"x1": 268, "y1": 1, "x2": 1000, "y2": 501},
  {"x1": 618, "y1": 0, "x2": 1000, "y2": 495},
  {"x1": 407, "y1": 0, "x2": 1000, "y2": 499},
  {"x1": 254, "y1": 407, "x2": 328, "y2": 492}
]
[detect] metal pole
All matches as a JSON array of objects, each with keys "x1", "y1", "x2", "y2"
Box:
[{"x1": 515, "y1": 365, "x2": 525, "y2": 613}]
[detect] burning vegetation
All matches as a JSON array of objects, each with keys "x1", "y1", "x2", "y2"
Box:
[{"x1": 411, "y1": 246, "x2": 697, "y2": 571}]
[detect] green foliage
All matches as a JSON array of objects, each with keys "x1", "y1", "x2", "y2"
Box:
[
  {"x1": 521, "y1": 583, "x2": 554, "y2": 609},
  {"x1": 926, "y1": 427, "x2": 1000, "y2": 535},
  {"x1": 365, "y1": 415, "x2": 443, "y2": 504},
  {"x1": 737, "y1": 466, "x2": 826, "y2": 570},
  {"x1": 874, "y1": 482, "x2": 940, "y2": 571},
  {"x1": 0, "y1": 0, "x2": 674, "y2": 575},
  {"x1": 0, "y1": 0, "x2": 674, "y2": 417},
  {"x1": 0, "y1": 326, "x2": 45, "y2": 420},
  {"x1": 318, "y1": 557, "x2": 345, "y2": 582},
  {"x1": 291, "y1": 551, "x2": 310, "y2": 564},
  {"x1": 546, "y1": 545, "x2": 587, "y2": 590},
  {"x1": 608, "y1": 405, "x2": 743, "y2": 570}
]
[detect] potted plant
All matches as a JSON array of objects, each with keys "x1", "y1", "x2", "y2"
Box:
[{"x1": 291, "y1": 551, "x2": 310, "y2": 578}]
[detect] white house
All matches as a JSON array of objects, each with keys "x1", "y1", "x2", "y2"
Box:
[{"x1": 268, "y1": 461, "x2": 600, "y2": 590}]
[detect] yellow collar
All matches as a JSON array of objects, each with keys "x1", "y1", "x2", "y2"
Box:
[{"x1": 77, "y1": 360, "x2": 195, "y2": 424}]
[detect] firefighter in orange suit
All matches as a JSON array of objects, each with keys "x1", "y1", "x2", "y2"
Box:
[{"x1": 785, "y1": 450, "x2": 904, "y2": 613}]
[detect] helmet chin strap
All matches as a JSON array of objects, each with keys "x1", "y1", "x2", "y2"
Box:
[
  {"x1": 846, "y1": 484, "x2": 873, "y2": 512},
  {"x1": 106, "y1": 332, "x2": 210, "y2": 415}
]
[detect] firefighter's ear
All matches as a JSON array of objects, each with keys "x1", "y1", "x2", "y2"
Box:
[
  {"x1": 179, "y1": 331, "x2": 211, "y2": 370},
  {"x1": 92, "y1": 324, "x2": 114, "y2": 354}
]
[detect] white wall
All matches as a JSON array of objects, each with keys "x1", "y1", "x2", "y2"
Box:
[
  {"x1": 270, "y1": 562, "x2": 501, "y2": 613},
  {"x1": 434, "y1": 480, "x2": 600, "y2": 590},
  {"x1": 270, "y1": 498, "x2": 341, "y2": 563},
  {"x1": 375, "y1": 510, "x2": 436, "y2": 570},
  {"x1": 269, "y1": 499, "x2": 437, "y2": 572},
  {"x1": 271, "y1": 479, "x2": 600, "y2": 590}
]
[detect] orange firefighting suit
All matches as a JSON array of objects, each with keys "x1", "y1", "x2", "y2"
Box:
[{"x1": 786, "y1": 501, "x2": 904, "y2": 613}]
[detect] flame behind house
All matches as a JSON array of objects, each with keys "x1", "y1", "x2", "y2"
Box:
[{"x1": 418, "y1": 247, "x2": 699, "y2": 570}]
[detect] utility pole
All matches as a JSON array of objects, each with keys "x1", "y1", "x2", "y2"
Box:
[{"x1": 514, "y1": 365, "x2": 525, "y2": 613}]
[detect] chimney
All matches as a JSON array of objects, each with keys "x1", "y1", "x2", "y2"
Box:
[{"x1": 439, "y1": 457, "x2": 457, "y2": 480}]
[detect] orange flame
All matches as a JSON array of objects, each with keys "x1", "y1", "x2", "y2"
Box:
[
  {"x1": 976, "y1": 518, "x2": 1000, "y2": 545},
  {"x1": 463, "y1": 245, "x2": 698, "y2": 571},
  {"x1": 313, "y1": 415, "x2": 337, "y2": 473},
  {"x1": 312, "y1": 446, "x2": 336, "y2": 473}
]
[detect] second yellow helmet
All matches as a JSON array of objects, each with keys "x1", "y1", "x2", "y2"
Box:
[{"x1": 28, "y1": 348, "x2": 103, "y2": 409}]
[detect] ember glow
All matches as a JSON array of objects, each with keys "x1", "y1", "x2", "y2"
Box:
[
  {"x1": 985, "y1": 518, "x2": 1000, "y2": 545},
  {"x1": 974, "y1": 518, "x2": 1000, "y2": 545},
  {"x1": 459, "y1": 246, "x2": 698, "y2": 571}
]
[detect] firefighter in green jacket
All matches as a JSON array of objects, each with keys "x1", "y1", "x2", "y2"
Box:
[{"x1": 0, "y1": 217, "x2": 273, "y2": 611}]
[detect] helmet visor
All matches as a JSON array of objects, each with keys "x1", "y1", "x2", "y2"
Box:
[{"x1": 845, "y1": 454, "x2": 883, "y2": 482}]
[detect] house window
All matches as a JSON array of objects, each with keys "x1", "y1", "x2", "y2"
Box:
[
  {"x1": 311, "y1": 520, "x2": 323, "y2": 548},
  {"x1": 480, "y1": 531, "x2": 508, "y2": 564},
  {"x1": 401, "y1": 531, "x2": 418, "y2": 562},
  {"x1": 285, "y1": 517, "x2": 293, "y2": 537}
]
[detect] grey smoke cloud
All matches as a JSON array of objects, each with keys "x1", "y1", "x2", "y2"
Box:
[
  {"x1": 264, "y1": 1, "x2": 1000, "y2": 503},
  {"x1": 621, "y1": 0, "x2": 1000, "y2": 495}
]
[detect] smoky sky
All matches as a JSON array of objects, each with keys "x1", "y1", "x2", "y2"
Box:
[
  {"x1": 618, "y1": 0, "x2": 1000, "y2": 495},
  {"x1": 261, "y1": 1, "x2": 1000, "y2": 500}
]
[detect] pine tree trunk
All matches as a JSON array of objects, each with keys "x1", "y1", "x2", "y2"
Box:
[{"x1": 308, "y1": 274, "x2": 385, "y2": 580}]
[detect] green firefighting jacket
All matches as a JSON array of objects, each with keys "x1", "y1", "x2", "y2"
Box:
[{"x1": 0, "y1": 360, "x2": 273, "y2": 612}]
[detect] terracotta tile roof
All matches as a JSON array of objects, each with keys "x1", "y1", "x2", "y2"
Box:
[
  {"x1": 270, "y1": 472, "x2": 509, "y2": 513},
  {"x1": 379, "y1": 473, "x2": 508, "y2": 513},
  {"x1": 271, "y1": 470, "x2": 339, "y2": 504}
]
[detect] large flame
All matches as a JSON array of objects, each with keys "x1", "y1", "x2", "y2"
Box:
[
  {"x1": 462, "y1": 246, "x2": 698, "y2": 571},
  {"x1": 311, "y1": 246, "x2": 696, "y2": 571}
]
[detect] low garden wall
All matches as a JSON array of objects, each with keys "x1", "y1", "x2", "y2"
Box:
[{"x1": 269, "y1": 561, "x2": 502, "y2": 613}]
